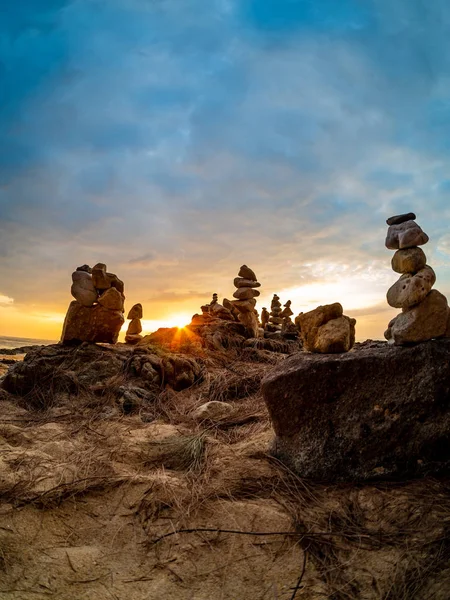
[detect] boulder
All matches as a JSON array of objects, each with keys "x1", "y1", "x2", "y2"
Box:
[
  {"x1": 92, "y1": 263, "x2": 111, "y2": 290},
  {"x1": 385, "y1": 221, "x2": 429, "y2": 250},
  {"x1": 71, "y1": 271, "x2": 98, "y2": 307},
  {"x1": 298, "y1": 303, "x2": 345, "y2": 351},
  {"x1": 311, "y1": 316, "x2": 356, "y2": 353},
  {"x1": 61, "y1": 301, "x2": 124, "y2": 344},
  {"x1": 192, "y1": 401, "x2": 234, "y2": 421},
  {"x1": 238, "y1": 265, "x2": 257, "y2": 281},
  {"x1": 386, "y1": 290, "x2": 449, "y2": 345},
  {"x1": 261, "y1": 340, "x2": 450, "y2": 481},
  {"x1": 98, "y1": 287, "x2": 124, "y2": 311},
  {"x1": 387, "y1": 266, "x2": 436, "y2": 309},
  {"x1": 233, "y1": 287, "x2": 260, "y2": 300},
  {"x1": 127, "y1": 303, "x2": 143, "y2": 320},
  {"x1": 386, "y1": 212, "x2": 416, "y2": 226}
]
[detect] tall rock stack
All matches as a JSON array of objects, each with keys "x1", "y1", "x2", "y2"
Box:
[
  {"x1": 61, "y1": 263, "x2": 125, "y2": 344},
  {"x1": 231, "y1": 265, "x2": 261, "y2": 337},
  {"x1": 125, "y1": 303, "x2": 143, "y2": 345},
  {"x1": 384, "y1": 213, "x2": 450, "y2": 345}
]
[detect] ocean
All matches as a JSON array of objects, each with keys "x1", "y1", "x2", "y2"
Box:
[{"x1": 0, "y1": 335, "x2": 57, "y2": 350}]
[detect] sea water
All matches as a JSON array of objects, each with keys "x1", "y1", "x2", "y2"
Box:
[{"x1": 0, "y1": 336, "x2": 57, "y2": 350}]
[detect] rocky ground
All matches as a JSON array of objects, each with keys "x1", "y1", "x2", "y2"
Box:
[{"x1": 0, "y1": 330, "x2": 449, "y2": 599}]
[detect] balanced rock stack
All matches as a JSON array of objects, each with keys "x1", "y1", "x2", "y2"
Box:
[
  {"x1": 125, "y1": 304, "x2": 143, "y2": 345},
  {"x1": 298, "y1": 303, "x2": 356, "y2": 353},
  {"x1": 384, "y1": 212, "x2": 450, "y2": 345},
  {"x1": 265, "y1": 294, "x2": 283, "y2": 332},
  {"x1": 61, "y1": 263, "x2": 125, "y2": 344},
  {"x1": 230, "y1": 265, "x2": 261, "y2": 337},
  {"x1": 260, "y1": 307, "x2": 270, "y2": 328}
]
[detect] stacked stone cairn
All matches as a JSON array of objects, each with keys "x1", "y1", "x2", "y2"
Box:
[
  {"x1": 230, "y1": 265, "x2": 261, "y2": 337},
  {"x1": 265, "y1": 294, "x2": 283, "y2": 332},
  {"x1": 126, "y1": 304, "x2": 143, "y2": 345},
  {"x1": 61, "y1": 263, "x2": 125, "y2": 344},
  {"x1": 384, "y1": 212, "x2": 450, "y2": 344},
  {"x1": 260, "y1": 307, "x2": 270, "y2": 328},
  {"x1": 298, "y1": 303, "x2": 356, "y2": 353}
]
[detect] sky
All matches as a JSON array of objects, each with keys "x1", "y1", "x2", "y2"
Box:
[{"x1": 2, "y1": 0, "x2": 450, "y2": 341}]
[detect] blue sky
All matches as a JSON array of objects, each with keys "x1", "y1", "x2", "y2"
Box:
[{"x1": 1, "y1": 0, "x2": 450, "y2": 338}]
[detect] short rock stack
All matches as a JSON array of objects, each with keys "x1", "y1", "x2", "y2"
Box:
[
  {"x1": 298, "y1": 303, "x2": 356, "y2": 353},
  {"x1": 125, "y1": 304, "x2": 143, "y2": 345},
  {"x1": 206, "y1": 293, "x2": 234, "y2": 320},
  {"x1": 265, "y1": 294, "x2": 283, "y2": 332},
  {"x1": 61, "y1": 263, "x2": 125, "y2": 344},
  {"x1": 260, "y1": 307, "x2": 270, "y2": 329},
  {"x1": 384, "y1": 212, "x2": 450, "y2": 345},
  {"x1": 231, "y1": 265, "x2": 261, "y2": 337}
]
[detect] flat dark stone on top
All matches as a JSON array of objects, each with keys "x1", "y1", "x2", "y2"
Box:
[{"x1": 386, "y1": 212, "x2": 416, "y2": 226}]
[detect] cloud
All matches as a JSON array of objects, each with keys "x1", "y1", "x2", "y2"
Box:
[
  {"x1": 1, "y1": 0, "x2": 450, "y2": 337},
  {"x1": 0, "y1": 294, "x2": 14, "y2": 305}
]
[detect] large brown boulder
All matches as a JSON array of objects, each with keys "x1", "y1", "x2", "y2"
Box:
[
  {"x1": 61, "y1": 301, "x2": 124, "y2": 344},
  {"x1": 262, "y1": 340, "x2": 450, "y2": 481},
  {"x1": 298, "y1": 303, "x2": 356, "y2": 353}
]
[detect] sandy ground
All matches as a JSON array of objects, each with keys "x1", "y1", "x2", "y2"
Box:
[{"x1": 0, "y1": 349, "x2": 449, "y2": 599}]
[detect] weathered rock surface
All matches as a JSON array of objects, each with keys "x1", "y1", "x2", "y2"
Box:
[
  {"x1": 386, "y1": 212, "x2": 416, "y2": 226},
  {"x1": 61, "y1": 301, "x2": 124, "y2": 344},
  {"x1": 98, "y1": 287, "x2": 124, "y2": 311},
  {"x1": 1, "y1": 342, "x2": 203, "y2": 406},
  {"x1": 262, "y1": 340, "x2": 450, "y2": 481},
  {"x1": 387, "y1": 266, "x2": 436, "y2": 309},
  {"x1": 386, "y1": 290, "x2": 449, "y2": 345},
  {"x1": 391, "y1": 247, "x2": 426, "y2": 274},
  {"x1": 312, "y1": 316, "x2": 356, "y2": 353},
  {"x1": 71, "y1": 271, "x2": 97, "y2": 307},
  {"x1": 385, "y1": 221, "x2": 429, "y2": 250}
]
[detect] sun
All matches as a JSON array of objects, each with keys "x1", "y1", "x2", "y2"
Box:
[{"x1": 165, "y1": 313, "x2": 191, "y2": 329}]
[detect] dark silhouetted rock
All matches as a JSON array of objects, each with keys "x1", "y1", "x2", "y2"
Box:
[
  {"x1": 238, "y1": 265, "x2": 257, "y2": 281},
  {"x1": 127, "y1": 304, "x2": 143, "y2": 320},
  {"x1": 386, "y1": 212, "x2": 416, "y2": 226},
  {"x1": 262, "y1": 340, "x2": 450, "y2": 481}
]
